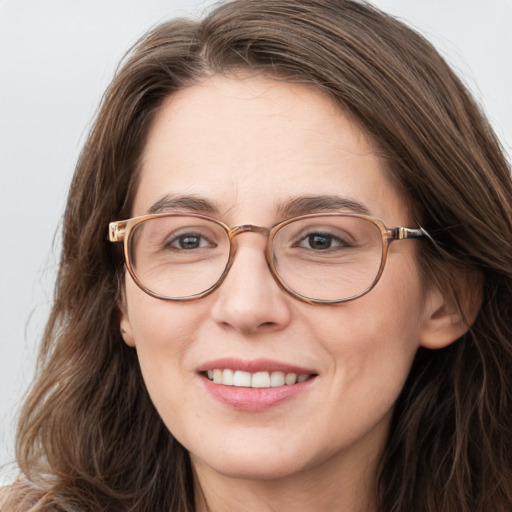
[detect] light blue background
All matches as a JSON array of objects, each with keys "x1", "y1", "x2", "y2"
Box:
[{"x1": 1, "y1": 0, "x2": 511, "y2": 482}]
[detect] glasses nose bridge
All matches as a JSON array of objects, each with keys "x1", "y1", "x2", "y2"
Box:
[
  {"x1": 228, "y1": 224, "x2": 271, "y2": 241},
  {"x1": 226, "y1": 224, "x2": 274, "y2": 272}
]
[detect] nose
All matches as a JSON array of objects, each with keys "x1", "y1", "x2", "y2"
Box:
[{"x1": 210, "y1": 236, "x2": 292, "y2": 335}]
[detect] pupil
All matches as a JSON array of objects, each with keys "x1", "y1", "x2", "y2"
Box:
[
  {"x1": 179, "y1": 236, "x2": 200, "y2": 249},
  {"x1": 309, "y1": 234, "x2": 331, "y2": 249}
]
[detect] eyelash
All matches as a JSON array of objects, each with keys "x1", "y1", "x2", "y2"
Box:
[
  {"x1": 296, "y1": 231, "x2": 351, "y2": 251},
  {"x1": 164, "y1": 232, "x2": 213, "y2": 250}
]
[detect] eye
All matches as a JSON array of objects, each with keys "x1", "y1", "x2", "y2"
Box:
[
  {"x1": 298, "y1": 231, "x2": 349, "y2": 251},
  {"x1": 166, "y1": 232, "x2": 214, "y2": 250}
]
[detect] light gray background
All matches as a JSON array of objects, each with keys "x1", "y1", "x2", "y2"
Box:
[{"x1": 1, "y1": 0, "x2": 511, "y2": 482}]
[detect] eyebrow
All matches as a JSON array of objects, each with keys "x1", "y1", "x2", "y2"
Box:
[
  {"x1": 276, "y1": 195, "x2": 370, "y2": 218},
  {"x1": 147, "y1": 193, "x2": 370, "y2": 219},
  {"x1": 147, "y1": 194, "x2": 220, "y2": 215}
]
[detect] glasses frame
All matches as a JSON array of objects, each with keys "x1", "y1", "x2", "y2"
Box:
[{"x1": 109, "y1": 212, "x2": 427, "y2": 304}]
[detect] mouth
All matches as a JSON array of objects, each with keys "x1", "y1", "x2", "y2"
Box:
[
  {"x1": 197, "y1": 358, "x2": 318, "y2": 409},
  {"x1": 204, "y1": 369, "x2": 314, "y2": 388}
]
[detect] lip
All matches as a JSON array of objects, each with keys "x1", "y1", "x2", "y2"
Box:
[
  {"x1": 197, "y1": 358, "x2": 317, "y2": 411},
  {"x1": 197, "y1": 357, "x2": 316, "y2": 375}
]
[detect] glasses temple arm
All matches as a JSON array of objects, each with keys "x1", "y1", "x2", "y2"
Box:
[
  {"x1": 392, "y1": 226, "x2": 430, "y2": 240},
  {"x1": 109, "y1": 221, "x2": 127, "y2": 242}
]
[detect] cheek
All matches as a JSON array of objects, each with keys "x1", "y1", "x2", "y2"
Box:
[
  {"x1": 316, "y1": 256, "x2": 426, "y2": 403},
  {"x1": 124, "y1": 296, "x2": 210, "y2": 447},
  {"x1": 123, "y1": 281, "x2": 204, "y2": 391},
  {"x1": 125, "y1": 276, "x2": 199, "y2": 342}
]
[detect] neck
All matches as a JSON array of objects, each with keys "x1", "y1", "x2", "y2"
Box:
[{"x1": 192, "y1": 447, "x2": 380, "y2": 512}]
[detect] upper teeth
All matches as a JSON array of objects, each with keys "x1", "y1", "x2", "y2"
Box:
[{"x1": 207, "y1": 369, "x2": 310, "y2": 388}]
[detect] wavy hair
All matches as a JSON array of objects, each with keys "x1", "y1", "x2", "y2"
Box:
[{"x1": 2, "y1": 1, "x2": 511, "y2": 510}]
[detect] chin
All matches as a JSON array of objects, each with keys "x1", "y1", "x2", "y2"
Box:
[{"x1": 194, "y1": 451, "x2": 309, "y2": 481}]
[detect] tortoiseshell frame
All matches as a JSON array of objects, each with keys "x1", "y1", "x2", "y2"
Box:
[{"x1": 109, "y1": 212, "x2": 427, "y2": 305}]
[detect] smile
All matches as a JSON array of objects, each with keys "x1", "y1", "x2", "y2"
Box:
[{"x1": 206, "y1": 369, "x2": 311, "y2": 388}]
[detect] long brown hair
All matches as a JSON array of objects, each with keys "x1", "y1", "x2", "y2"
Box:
[{"x1": 2, "y1": 1, "x2": 511, "y2": 510}]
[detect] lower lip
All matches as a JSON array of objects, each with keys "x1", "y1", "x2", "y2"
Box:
[{"x1": 201, "y1": 375, "x2": 315, "y2": 411}]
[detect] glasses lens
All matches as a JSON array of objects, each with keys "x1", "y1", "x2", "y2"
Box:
[
  {"x1": 272, "y1": 215, "x2": 384, "y2": 301},
  {"x1": 129, "y1": 215, "x2": 230, "y2": 299}
]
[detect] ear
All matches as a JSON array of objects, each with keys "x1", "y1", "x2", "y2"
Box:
[
  {"x1": 119, "y1": 298, "x2": 136, "y2": 347},
  {"x1": 420, "y1": 272, "x2": 482, "y2": 350}
]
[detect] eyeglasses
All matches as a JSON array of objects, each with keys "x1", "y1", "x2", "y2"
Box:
[{"x1": 108, "y1": 212, "x2": 427, "y2": 304}]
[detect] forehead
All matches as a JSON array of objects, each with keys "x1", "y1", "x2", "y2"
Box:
[{"x1": 134, "y1": 74, "x2": 407, "y2": 225}]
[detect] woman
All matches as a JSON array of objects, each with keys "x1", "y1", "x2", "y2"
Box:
[{"x1": 2, "y1": 0, "x2": 511, "y2": 510}]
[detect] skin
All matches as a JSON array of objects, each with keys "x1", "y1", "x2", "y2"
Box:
[{"x1": 120, "y1": 74, "x2": 466, "y2": 511}]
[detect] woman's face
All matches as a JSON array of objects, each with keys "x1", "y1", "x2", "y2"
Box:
[{"x1": 121, "y1": 75, "x2": 440, "y2": 485}]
